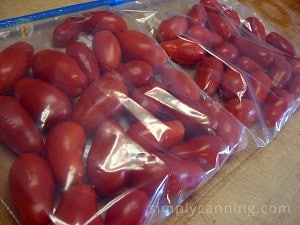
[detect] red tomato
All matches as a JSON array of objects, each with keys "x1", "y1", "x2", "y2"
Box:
[
  {"x1": 213, "y1": 42, "x2": 239, "y2": 63},
  {"x1": 169, "y1": 135, "x2": 229, "y2": 171},
  {"x1": 219, "y1": 68, "x2": 247, "y2": 99},
  {"x1": 266, "y1": 32, "x2": 296, "y2": 57},
  {"x1": 14, "y1": 78, "x2": 72, "y2": 131},
  {"x1": 32, "y1": 49, "x2": 87, "y2": 98},
  {"x1": 161, "y1": 67, "x2": 201, "y2": 102},
  {"x1": 288, "y1": 74, "x2": 300, "y2": 98},
  {"x1": 0, "y1": 96, "x2": 43, "y2": 155},
  {"x1": 121, "y1": 60, "x2": 153, "y2": 87},
  {"x1": 232, "y1": 36, "x2": 274, "y2": 68},
  {"x1": 157, "y1": 15, "x2": 188, "y2": 42},
  {"x1": 195, "y1": 56, "x2": 224, "y2": 96},
  {"x1": 224, "y1": 9, "x2": 240, "y2": 26},
  {"x1": 66, "y1": 41, "x2": 101, "y2": 82},
  {"x1": 118, "y1": 30, "x2": 168, "y2": 71},
  {"x1": 87, "y1": 121, "x2": 130, "y2": 196},
  {"x1": 52, "y1": 184, "x2": 103, "y2": 225},
  {"x1": 207, "y1": 12, "x2": 235, "y2": 40},
  {"x1": 225, "y1": 98, "x2": 258, "y2": 126},
  {"x1": 160, "y1": 38, "x2": 205, "y2": 65},
  {"x1": 127, "y1": 120, "x2": 185, "y2": 153},
  {"x1": 9, "y1": 153, "x2": 55, "y2": 225},
  {"x1": 246, "y1": 17, "x2": 266, "y2": 40},
  {"x1": 83, "y1": 10, "x2": 127, "y2": 34},
  {"x1": 187, "y1": 25, "x2": 223, "y2": 48},
  {"x1": 202, "y1": 99, "x2": 244, "y2": 151},
  {"x1": 45, "y1": 122, "x2": 86, "y2": 188},
  {"x1": 200, "y1": 0, "x2": 224, "y2": 13},
  {"x1": 105, "y1": 189, "x2": 150, "y2": 225},
  {"x1": 263, "y1": 89, "x2": 294, "y2": 127},
  {"x1": 93, "y1": 30, "x2": 121, "y2": 72},
  {"x1": 248, "y1": 70, "x2": 272, "y2": 103},
  {"x1": 235, "y1": 56, "x2": 263, "y2": 73},
  {"x1": 268, "y1": 58, "x2": 292, "y2": 89},
  {"x1": 52, "y1": 17, "x2": 83, "y2": 47},
  {"x1": 290, "y1": 58, "x2": 300, "y2": 75},
  {"x1": 0, "y1": 41, "x2": 34, "y2": 94},
  {"x1": 186, "y1": 4, "x2": 207, "y2": 27},
  {"x1": 71, "y1": 76, "x2": 128, "y2": 134},
  {"x1": 130, "y1": 82, "x2": 167, "y2": 116}
]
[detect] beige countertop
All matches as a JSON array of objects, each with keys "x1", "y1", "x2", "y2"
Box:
[{"x1": 0, "y1": 1, "x2": 299, "y2": 225}]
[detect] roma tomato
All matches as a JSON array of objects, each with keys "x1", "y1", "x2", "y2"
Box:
[
  {"x1": 213, "y1": 42, "x2": 239, "y2": 63},
  {"x1": 66, "y1": 41, "x2": 101, "y2": 82},
  {"x1": 187, "y1": 25, "x2": 223, "y2": 48},
  {"x1": 0, "y1": 96, "x2": 43, "y2": 155},
  {"x1": 161, "y1": 67, "x2": 201, "y2": 102},
  {"x1": 0, "y1": 41, "x2": 34, "y2": 94},
  {"x1": 9, "y1": 153, "x2": 55, "y2": 225},
  {"x1": 14, "y1": 78, "x2": 72, "y2": 131},
  {"x1": 246, "y1": 17, "x2": 266, "y2": 40},
  {"x1": 105, "y1": 189, "x2": 150, "y2": 225},
  {"x1": 45, "y1": 122, "x2": 86, "y2": 188},
  {"x1": 71, "y1": 76, "x2": 128, "y2": 134},
  {"x1": 266, "y1": 32, "x2": 296, "y2": 57},
  {"x1": 263, "y1": 89, "x2": 295, "y2": 127},
  {"x1": 219, "y1": 68, "x2": 247, "y2": 100},
  {"x1": 83, "y1": 10, "x2": 127, "y2": 34},
  {"x1": 195, "y1": 56, "x2": 224, "y2": 96},
  {"x1": 53, "y1": 17, "x2": 83, "y2": 47},
  {"x1": 169, "y1": 135, "x2": 229, "y2": 171},
  {"x1": 288, "y1": 74, "x2": 300, "y2": 98},
  {"x1": 121, "y1": 60, "x2": 153, "y2": 88},
  {"x1": 160, "y1": 38, "x2": 205, "y2": 65},
  {"x1": 186, "y1": 4, "x2": 207, "y2": 27},
  {"x1": 207, "y1": 12, "x2": 235, "y2": 40},
  {"x1": 235, "y1": 56, "x2": 263, "y2": 73},
  {"x1": 200, "y1": 0, "x2": 224, "y2": 13},
  {"x1": 157, "y1": 15, "x2": 188, "y2": 42},
  {"x1": 224, "y1": 9, "x2": 240, "y2": 26},
  {"x1": 87, "y1": 121, "x2": 130, "y2": 196},
  {"x1": 52, "y1": 184, "x2": 103, "y2": 225},
  {"x1": 232, "y1": 36, "x2": 274, "y2": 68},
  {"x1": 93, "y1": 30, "x2": 121, "y2": 72},
  {"x1": 248, "y1": 70, "x2": 272, "y2": 103},
  {"x1": 32, "y1": 49, "x2": 87, "y2": 98},
  {"x1": 268, "y1": 58, "x2": 292, "y2": 89},
  {"x1": 225, "y1": 98, "x2": 258, "y2": 127},
  {"x1": 127, "y1": 120, "x2": 185, "y2": 153},
  {"x1": 290, "y1": 58, "x2": 300, "y2": 75},
  {"x1": 118, "y1": 30, "x2": 168, "y2": 71}
]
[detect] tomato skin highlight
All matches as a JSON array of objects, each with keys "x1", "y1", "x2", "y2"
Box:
[
  {"x1": 9, "y1": 153, "x2": 55, "y2": 225},
  {"x1": 186, "y1": 4, "x2": 207, "y2": 27},
  {"x1": 246, "y1": 17, "x2": 266, "y2": 40},
  {"x1": 268, "y1": 58, "x2": 292, "y2": 89},
  {"x1": 51, "y1": 184, "x2": 104, "y2": 225},
  {"x1": 45, "y1": 121, "x2": 86, "y2": 187},
  {"x1": 87, "y1": 121, "x2": 130, "y2": 196},
  {"x1": 66, "y1": 41, "x2": 101, "y2": 82},
  {"x1": 105, "y1": 189, "x2": 150, "y2": 225},
  {"x1": 0, "y1": 96, "x2": 44, "y2": 155},
  {"x1": 14, "y1": 78, "x2": 72, "y2": 131},
  {"x1": 118, "y1": 30, "x2": 168, "y2": 71},
  {"x1": 32, "y1": 49, "x2": 88, "y2": 98},
  {"x1": 71, "y1": 76, "x2": 128, "y2": 134},
  {"x1": 0, "y1": 41, "x2": 34, "y2": 94},
  {"x1": 248, "y1": 70, "x2": 272, "y2": 103}
]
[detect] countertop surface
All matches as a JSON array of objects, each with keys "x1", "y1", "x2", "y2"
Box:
[{"x1": 0, "y1": 1, "x2": 299, "y2": 225}]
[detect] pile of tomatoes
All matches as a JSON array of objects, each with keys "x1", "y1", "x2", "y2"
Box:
[
  {"x1": 156, "y1": 0, "x2": 300, "y2": 131},
  {"x1": 0, "y1": 7, "x2": 247, "y2": 225}
]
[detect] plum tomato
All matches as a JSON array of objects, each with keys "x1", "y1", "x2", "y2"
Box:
[
  {"x1": 0, "y1": 96, "x2": 44, "y2": 155},
  {"x1": 288, "y1": 74, "x2": 300, "y2": 98},
  {"x1": 225, "y1": 98, "x2": 258, "y2": 127},
  {"x1": 213, "y1": 41, "x2": 239, "y2": 63},
  {"x1": 248, "y1": 70, "x2": 272, "y2": 103},
  {"x1": 290, "y1": 58, "x2": 300, "y2": 75},
  {"x1": 245, "y1": 17, "x2": 266, "y2": 40},
  {"x1": 207, "y1": 12, "x2": 235, "y2": 40},
  {"x1": 0, "y1": 41, "x2": 34, "y2": 94},
  {"x1": 9, "y1": 153, "x2": 55, "y2": 225},
  {"x1": 187, "y1": 25, "x2": 223, "y2": 48},
  {"x1": 186, "y1": 4, "x2": 207, "y2": 27},
  {"x1": 266, "y1": 32, "x2": 296, "y2": 57},
  {"x1": 235, "y1": 56, "x2": 263, "y2": 73},
  {"x1": 268, "y1": 58, "x2": 292, "y2": 89}
]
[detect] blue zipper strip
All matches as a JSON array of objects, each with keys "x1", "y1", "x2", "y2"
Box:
[{"x1": 0, "y1": 0, "x2": 133, "y2": 28}]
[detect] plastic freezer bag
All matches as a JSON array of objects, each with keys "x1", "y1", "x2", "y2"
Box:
[
  {"x1": 0, "y1": 1, "x2": 247, "y2": 225},
  {"x1": 120, "y1": 0, "x2": 300, "y2": 147}
]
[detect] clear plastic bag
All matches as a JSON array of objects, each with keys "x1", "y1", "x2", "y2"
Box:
[
  {"x1": 0, "y1": 1, "x2": 248, "y2": 225},
  {"x1": 120, "y1": 0, "x2": 300, "y2": 147}
]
